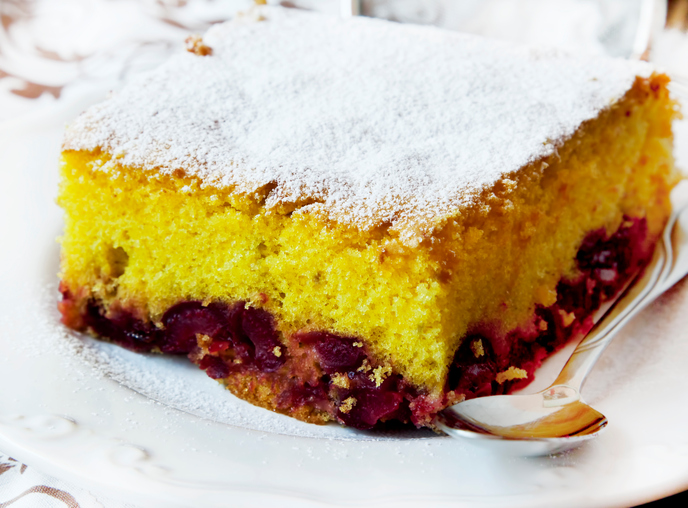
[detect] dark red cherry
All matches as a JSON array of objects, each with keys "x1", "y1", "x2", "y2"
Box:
[
  {"x1": 208, "y1": 340, "x2": 231, "y2": 353},
  {"x1": 337, "y1": 388, "x2": 404, "y2": 430},
  {"x1": 299, "y1": 332, "x2": 365, "y2": 374},
  {"x1": 84, "y1": 301, "x2": 157, "y2": 353},
  {"x1": 161, "y1": 302, "x2": 224, "y2": 354},
  {"x1": 199, "y1": 355, "x2": 230, "y2": 379},
  {"x1": 241, "y1": 307, "x2": 285, "y2": 372},
  {"x1": 289, "y1": 382, "x2": 329, "y2": 407}
]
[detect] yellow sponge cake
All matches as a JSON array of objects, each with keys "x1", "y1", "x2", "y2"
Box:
[{"x1": 57, "y1": 7, "x2": 679, "y2": 428}]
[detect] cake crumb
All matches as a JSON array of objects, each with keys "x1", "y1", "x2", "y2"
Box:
[
  {"x1": 330, "y1": 373, "x2": 350, "y2": 389},
  {"x1": 496, "y1": 366, "x2": 528, "y2": 384},
  {"x1": 273, "y1": 346, "x2": 282, "y2": 357},
  {"x1": 470, "y1": 339, "x2": 484, "y2": 358},
  {"x1": 534, "y1": 285, "x2": 557, "y2": 307},
  {"x1": 558, "y1": 309, "x2": 576, "y2": 327},
  {"x1": 446, "y1": 392, "x2": 466, "y2": 406},
  {"x1": 353, "y1": 342, "x2": 363, "y2": 348},
  {"x1": 369, "y1": 365, "x2": 392, "y2": 387},
  {"x1": 539, "y1": 319, "x2": 549, "y2": 331},
  {"x1": 357, "y1": 359, "x2": 371, "y2": 373},
  {"x1": 339, "y1": 397, "x2": 357, "y2": 414},
  {"x1": 197, "y1": 333, "x2": 212, "y2": 350},
  {"x1": 185, "y1": 35, "x2": 213, "y2": 56}
]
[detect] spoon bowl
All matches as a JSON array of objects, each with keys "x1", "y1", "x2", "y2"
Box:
[{"x1": 437, "y1": 387, "x2": 607, "y2": 456}]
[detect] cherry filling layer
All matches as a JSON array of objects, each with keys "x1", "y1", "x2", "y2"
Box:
[{"x1": 60, "y1": 216, "x2": 650, "y2": 430}]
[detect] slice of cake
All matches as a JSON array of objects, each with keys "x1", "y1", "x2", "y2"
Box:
[{"x1": 57, "y1": 6, "x2": 679, "y2": 429}]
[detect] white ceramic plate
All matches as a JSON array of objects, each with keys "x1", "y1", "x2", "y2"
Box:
[{"x1": 2, "y1": 102, "x2": 688, "y2": 508}]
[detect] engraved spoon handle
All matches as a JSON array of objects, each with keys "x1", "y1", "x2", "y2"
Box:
[{"x1": 554, "y1": 205, "x2": 688, "y2": 391}]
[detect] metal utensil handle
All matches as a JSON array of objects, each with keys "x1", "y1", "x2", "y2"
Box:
[{"x1": 340, "y1": 0, "x2": 361, "y2": 17}]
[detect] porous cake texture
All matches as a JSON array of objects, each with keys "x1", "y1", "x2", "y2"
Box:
[{"x1": 58, "y1": 7, "x2": 679, "y2": 428}]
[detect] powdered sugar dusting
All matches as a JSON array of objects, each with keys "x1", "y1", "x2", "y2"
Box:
[{"x1": 63, "y1": 6, "x2": 652, "y2": 244}]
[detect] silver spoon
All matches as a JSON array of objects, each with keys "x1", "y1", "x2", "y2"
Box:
[{"x1": 436, "y1": 197, "x2": 688, "y2": 456}]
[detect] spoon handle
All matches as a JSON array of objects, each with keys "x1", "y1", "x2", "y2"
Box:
[
  {"x1": 553, "y1": 204, "x2": 688, "y2": 391},
  {"x1": 340, "y1": 0, "x2": 362, "y2": 17}
]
